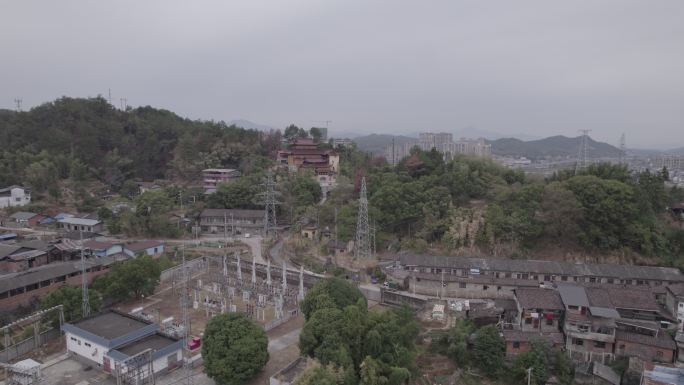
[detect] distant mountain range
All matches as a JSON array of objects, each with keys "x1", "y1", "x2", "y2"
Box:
[
  {"x1": 487, "y1": 136, "x2": 622, "y2": 160},
  {"x1": 352, "y1": 134, "x2": 624, "y2": 160},
  {"x1": 227, "y1": 119, "x2": 277, "y2": 131}
]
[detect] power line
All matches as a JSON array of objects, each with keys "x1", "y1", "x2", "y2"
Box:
[{"x1": 354, "y1": 177, "x2": 371, "y2": 258}]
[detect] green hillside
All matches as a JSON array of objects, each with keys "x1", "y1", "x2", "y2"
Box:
[{"x1": 488, "y1": 135, "x2": 621, "y2": 159}]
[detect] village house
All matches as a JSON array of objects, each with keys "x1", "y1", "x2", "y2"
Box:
[
  {"x1": 123, "y1": 240, "x2": 164, "y2": 257},
  {"x1": 83, "y1": 240, "x2": 123, "y2": 257},
  {"x1": 0, "y1": 186, "x2": 31, "y2": 208},
  {"x1": 201, "y1": 168, "x2": 241, "y2": 194},
  {"x1": 0, "y1": 244, "x2": 47, "y2": 272},
  {"x1": 502, "y1": 330, "x2": 564, "y2": 358},
  {"x1": 513, "y1": 287, "x2": 564, "y2": 332},
  {"x1": 8, "y1": 212, "x2": 44, "y2": 228},
  {"x1": 665, "y1": 283, "x2": 684, "y2": 331},
  {"x1": 614, "y1": 329, "x2": 675, "y2": 364},
  {"x1": 199, "y1": 208, "x2": 265, "y2": 236},
  {"x1": 57, "y1": 217, "x2": 104, "y2": 233},
  {"x1": 558, "y1": 284, "x2": 618, "y2": 364}
]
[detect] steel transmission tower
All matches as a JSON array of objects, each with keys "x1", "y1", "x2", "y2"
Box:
[
  {"x1": 354, "y1": 177, "x2": 371, "y2": 258},
  {"x1": 180, "y1": 244, "x2": 193, "y2": 385},
  {"x1": 575, "y1": 129, "x2": 591, "y2": 174},
  {"x1": 80, "y1": 231, "x2": 90, "y2": 318},
  {"x1": 619, "y1": 133, "x2": 626, "y2": 165},
  {"x1": 260, "y1": 171, "x2": 279, "y2": 237}
]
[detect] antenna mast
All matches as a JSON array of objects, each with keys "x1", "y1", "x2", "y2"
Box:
[
  {"x1": 354, "y1": 177, "x2": 371, "y2": 258},
  {"x1": 13, "y1": 98, "x2": 22, "y2": 112}
]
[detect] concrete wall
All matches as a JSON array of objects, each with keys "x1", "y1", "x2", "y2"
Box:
[
  {"x1": 409, "y1": 278, "x2": 518, "y2": 299},
  {"x1": 66, "y1": 331, "x2": 109, "y2": 366}
]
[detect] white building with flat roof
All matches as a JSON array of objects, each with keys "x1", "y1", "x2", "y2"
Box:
[{"x1": 0, "y1": 186, "x2": 31, "y2": 208}]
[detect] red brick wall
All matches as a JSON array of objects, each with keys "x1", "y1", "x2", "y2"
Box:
[{"x1": 615, "y1": 339, "x2": 674, "y2": 364}]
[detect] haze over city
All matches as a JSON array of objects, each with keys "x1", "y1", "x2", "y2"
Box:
[{"x1": 1, "y1": 0, "x2": 683, "y2": 148}]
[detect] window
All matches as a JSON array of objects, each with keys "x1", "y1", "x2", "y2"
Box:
[
  {"x1": 546, "y1": 318, "x2": 553, "y2": 326},
  {"x1": 594, "y1": 341, "x2": 606, "y2": 348},
  {"x1": 544, "y1": 275, "x2": 550, "y2": 281},
  {"x1": 636, "y1": 280, "x2": 644, "y2": 285},
  {"x1": 568, "y1": 305, "x2": 579, "y2": 310},
  {"x1": 561, "y1": 276, "x2": 568, "y2": 281},
  {"x1": 525, "y1": 318, "x2": 532, "y2": 324},
  {"x1": 618, "y1": 344, "x2": 625, "y2": 350},
  {"x1": 70, "y1": 337, "x2": 77, "y2": 342},
  {"x1": 521, "y1": 274, "x2": 529, "y2": 280},
  {"x1": 497, "y1": 286, "x2": 502, "y2": 291},
  {"x1": 607, "y1": 278, "x2": 614, "y2": 284},
  {"x1": 573, "y1": 339, "x2": 584, "y2": 346},
  {"x1": 513, "y1": 341, "x2": 520, "y2": 349},
  {"x1": 589, "y1": 277, "x2": 596, "y2": 283},
  {"x1": 505, "y1": 273, "x2": 512, "y2": 278},
  {"x1": 483, "y1": 285, "x2": 488, "y2": 291},
  {"x1": 459, "y1": 282, "x2": 466, "y2": 289},
  {"x1": 85, "y1": 342, "x2": 92, "y2": 347},
  {"x1": 679, "y1": 303, "x2": 684, "y2": 308},
  {"x1": 656, "y1": 351, "x2": 664, "y2": 358}
]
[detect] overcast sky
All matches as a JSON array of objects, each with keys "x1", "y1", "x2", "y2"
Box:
[{"x1": 1, "y1": 1, "x2": 683, "y2": 148}]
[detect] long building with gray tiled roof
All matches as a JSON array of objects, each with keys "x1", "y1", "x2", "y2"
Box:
[{"x1": 397, "y1": 254, "x2": 684, "y2": 286}]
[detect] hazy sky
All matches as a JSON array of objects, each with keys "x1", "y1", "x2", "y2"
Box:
[{"x1": 1, "y1": 1, "x2": 683, "y2": 148}]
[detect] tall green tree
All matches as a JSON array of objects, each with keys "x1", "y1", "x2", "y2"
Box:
[
  {"x1": 472, "y1": 325, "x2": 504, "y2": 377},
  {"x1": 202, "y1": 313, "x2": 269, "y2": 385},
  {"x1": 41, "y1": 286, "x2": 102, "y2": 322}
]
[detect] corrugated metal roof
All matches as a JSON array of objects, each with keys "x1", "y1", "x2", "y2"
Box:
[
  {"x1": 0, "y1": 256, "x2": 117, "y2": 293},
  {"x1": 58, "y1": 217, "x2": 101, "y2": 226},
  {"x1": 557, "y1": 284, "x2": 590, "y2": 307},
  {"x1": 398, "y1": 254, "x2": 684, "y2": 282}
]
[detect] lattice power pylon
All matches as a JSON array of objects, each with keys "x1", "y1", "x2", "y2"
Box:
[
  {"x1": 180, "y1": 245, "x2": 193, "y2": 385},
  {"x1": 354, "y1": 177, "x2": 371, "y2": 258},
  {"x1": 80, "y1": 230, "x2": 90, "y2": 318},
  {"x1": 260, "y1": 171, "x2": 279, "y2": 237},
  {"x1": 575, "y1": 129, "x2": 591, "y2": 174}
]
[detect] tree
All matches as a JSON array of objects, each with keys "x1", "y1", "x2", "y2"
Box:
[
  {"x1": 301, "y1": 278, "x2": 366, "y2": 320},
  {"x1": 472, "y1": 325, "x2": 504, "y2": 377},
  {"x1": 41, "y1": 286, "x2": 102, "y2": 322},
  {"x1": 93, "y1": 255, "x2": 162, "y2": 301},
  {"x1": 294, "y1": 362, "x2": 344, "y2": 385},
  {"x1": 537, "y1": 182, "x2": 583, "y2": 243},
  {"x1": 284, "y1": 124, "x2": 308, "y2": 141},
  {"x1": 202, "y1": 313, "x2": 268, "y2": 385}
]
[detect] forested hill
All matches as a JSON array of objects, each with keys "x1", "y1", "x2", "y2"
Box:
[
  {"x1": 488, "y1": 135, "x2": 621, "y2": 159},
  {"x1": 0, "y1": 97, "x2": 279, "y2": 189}
]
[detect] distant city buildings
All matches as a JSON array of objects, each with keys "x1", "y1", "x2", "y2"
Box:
[
  {"x1": 332, "y1": 138, "x2": 354, "y2": 148},
  {"x1": 384, "y1": 132, "x2": 492, "y2": 164},
  {"x1": 202, "y1": 168, "x2": 242, "y2": 194}
]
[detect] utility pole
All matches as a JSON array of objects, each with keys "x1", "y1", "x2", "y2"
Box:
[
  {"x1": 334, "y1": 207, "x2": 338, "y2": 255},
  {"x1": 223, "y1": 212, "x2": 227, "y2": 241},
  {"x1": 392, "y1": 137, "x2": 395, "y2": 165},
  {"x1": 108, "y1": 88, "x2": 112, "y2": 105},
  {"x1": 354, "y1": 177, "x2": 371, "y2": 258},
  {"x1": 575, "y1": 129, "x2": 591, "y2": 174},
  {"x1": 80, "y1": 230, "x2": 90, "y2": 318},
  {"x1": 619, "y1": 133, "x2": 626, "y2": 165}
]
